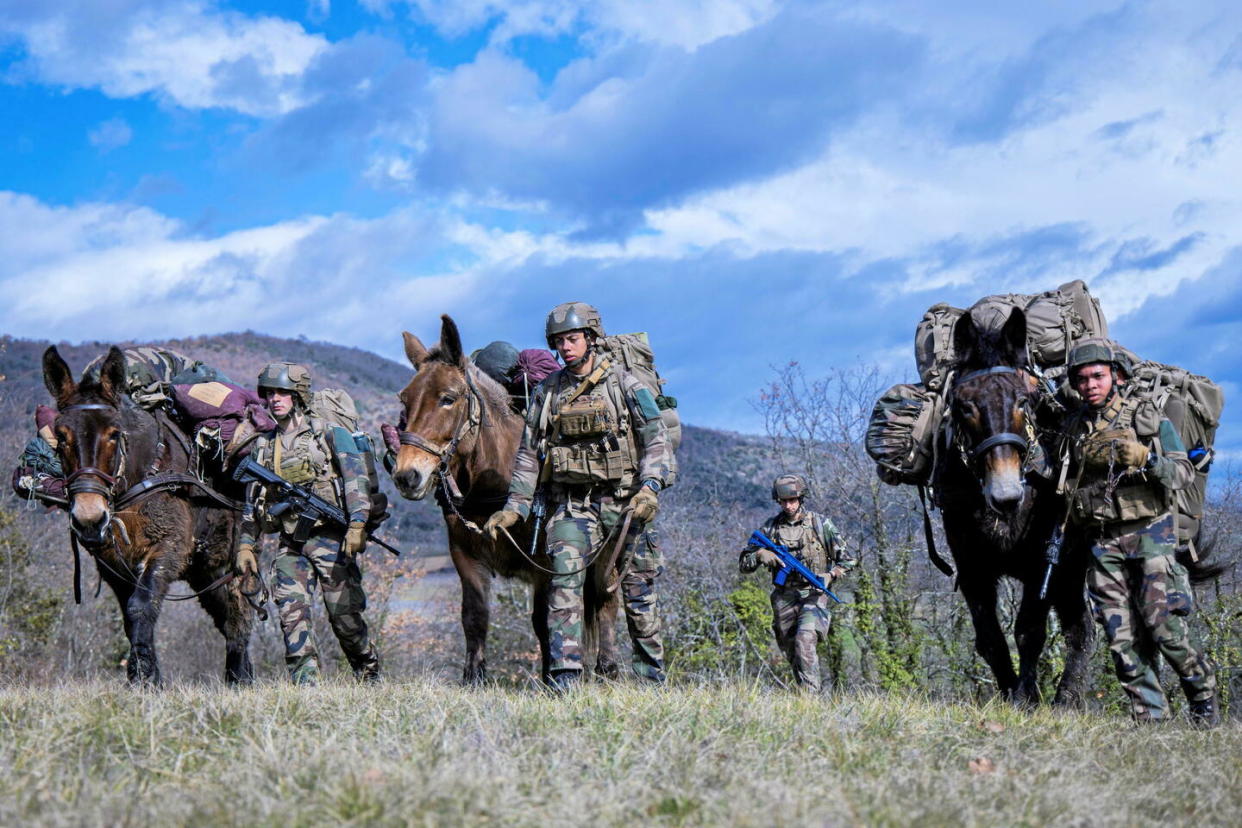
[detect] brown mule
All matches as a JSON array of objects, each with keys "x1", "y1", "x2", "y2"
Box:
[
  {"x1": 43, "y1": 346, "x2": 254, "y2": 686},
  {"x1": 936, "y1": 309, "x2": 1093, "y2": 706},
  {"x1": 392, "y1": 315, "x2": 621, "y2": 684}
]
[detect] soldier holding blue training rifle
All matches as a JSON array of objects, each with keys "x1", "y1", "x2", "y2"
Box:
[{"x1": 740, "y1": 474, "x2": 855, "y2": 691}]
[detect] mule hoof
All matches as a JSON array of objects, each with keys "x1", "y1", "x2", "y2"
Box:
[{"x1": 462, "y1": 662, "x2": 488, "y2": 686}]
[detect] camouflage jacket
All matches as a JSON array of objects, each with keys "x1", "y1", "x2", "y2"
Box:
[
  {"x1": 740, "y1": 508, "x2": 857, "y2": 579},
  {"x1": 239, "y1": 413, "x2": 371, "y2": 546},
  {"x1": 1063, "y1": 389, "x2": 1194, "y2": 533},
  {"x1": 504, "y1": 357, "x2": 672, "y2": 514}
]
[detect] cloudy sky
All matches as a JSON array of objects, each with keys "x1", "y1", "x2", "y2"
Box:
[{"x1": 1, "y1": 0, "x2": 1240, "y2": 453}]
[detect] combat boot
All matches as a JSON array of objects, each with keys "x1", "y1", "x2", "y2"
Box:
[
  {"x1": 1189, "y1": 696, "x2": 1220, "y2": 729},
  {"x1": 352, "y1": 649, "x2": 381, "y2": 685},
  {"x1": 548, "y1": 669, "x2": 582, "y2": 694}
]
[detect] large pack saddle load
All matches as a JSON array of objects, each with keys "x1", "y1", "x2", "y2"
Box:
[
  {"x1": 877, "y1": 280, "x2": 1110, "y2": 487},
  {"x1": 1120, "y1": 357, "x2": 1224, "y2": 553},
  {"x1": 83, "y1": 347, "x2": 274, "y2": 460},
  {"x1": 596, "y1": 332, "x2": 682, "y2": 485},
  {"x1": 915, "y1": 280, "x2": 1109, "y2": 392},
  {"x1": 865, "y1": 383, "x2": 944, "y2": 486}
]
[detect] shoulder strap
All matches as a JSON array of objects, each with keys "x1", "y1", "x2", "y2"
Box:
[{"x1": 561, "y1": 358, "x2": 612, "y2": 406}]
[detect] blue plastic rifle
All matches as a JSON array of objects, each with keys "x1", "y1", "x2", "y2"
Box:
[{"x1": 749, "y1": 530, "x2": 842, "y2": 603}]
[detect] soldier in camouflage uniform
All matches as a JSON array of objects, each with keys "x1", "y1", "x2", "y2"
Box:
[
  {"x1": 1061, "y1": 340, "x2": 1217, "y2": 726},
  {"x1": 235, "y1": 362, "x2": 380, "y2": 685},
  {"x1": 485, "y1": 302, "x2": 672, "y2": 690},
  {"x1": 740, "y1": 475, "x2": 855, "y2": 691}
]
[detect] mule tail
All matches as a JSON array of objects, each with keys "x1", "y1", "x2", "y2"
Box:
[{"x1": 1180, "y1": 531, "x2": 1230, "y2": 583}]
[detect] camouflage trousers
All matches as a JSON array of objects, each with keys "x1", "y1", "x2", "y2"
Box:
[
  {"x1": 1086, "y1": 513, "x2": 1215, "y2": 720},
  {"x1": 771, "y1": 585, "x2": 832, "y2": 691},
  {"x1": 545, "y1": 493, "x2": 665, "y2": 679},
  {"x1": 272, "y1": 530, "x2": 379, "y2": 684}
]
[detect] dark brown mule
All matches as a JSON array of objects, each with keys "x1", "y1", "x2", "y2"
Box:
[
  {"x1": 936, "y1": 309, "x2": 1093, "y2": 705},
  {"x1": 392, "y1": 315, "x2": 620, "y2": 684},
  {"x1": 43, "y1": 346, "x2": 254, "y2": 686}
]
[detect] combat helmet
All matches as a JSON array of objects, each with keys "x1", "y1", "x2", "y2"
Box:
[
  {"x1": 771, "y1": 474, "x2": 809, "y2": 502},
  {"x1": 545, "y1": 302, "x2": 605, "y2": 349},
  {"x1": 1067, "y1": 338, "x2": 1131, "y2": 378},
  {"x1": 257, "y1": 362, "x2": 312, "y2": 407}
]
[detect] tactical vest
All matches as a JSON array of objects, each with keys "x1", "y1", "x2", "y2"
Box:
[
  {"x1": 764, "y1": 511, "x2": 831, "y2": 577},
  {"x1": 253, "y1": 417, "x2": 341, "y2": 533},
  {"x1": 537, "y1": 365, "x2": 638, "y2": 494},
  {"x1": 1066, "y1": 393, "x2": 1168, "y2": 528}
]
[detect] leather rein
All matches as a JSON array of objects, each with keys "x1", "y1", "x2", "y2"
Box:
[{"x1": 60, "y1": 402, "x2": 242, "y2": 605}]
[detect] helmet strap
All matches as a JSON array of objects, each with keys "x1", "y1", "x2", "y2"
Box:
[{"x1": 562, "y1": 341, "x2": 594, "y2": 372}]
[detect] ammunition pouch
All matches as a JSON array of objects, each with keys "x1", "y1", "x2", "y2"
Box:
[
  {"x1": 556, "y1": 397, "x2": 613, "y2": 439},
  {"x1": 278, "y1": 456, "x2": 317, "y2": 486},
  {"x1": 1071, "y1": 479, "x2": 1165, "y2": 525},
  {"x1": 548, "y1": 441, "x2": 633, "y2": 487}
]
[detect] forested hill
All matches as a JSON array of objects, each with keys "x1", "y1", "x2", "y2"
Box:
[{"x1": 0, "y1": 333, "x2": 775, "y2": 559}]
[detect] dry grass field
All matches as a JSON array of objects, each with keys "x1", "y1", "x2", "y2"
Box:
[{"x1": 0, "y1": 678, "x2": 1237, "y2": 826}]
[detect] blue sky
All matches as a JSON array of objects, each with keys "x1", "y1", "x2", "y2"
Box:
[{"x1": 1, "y1": 0, "x2": 1241, "y2": 457}]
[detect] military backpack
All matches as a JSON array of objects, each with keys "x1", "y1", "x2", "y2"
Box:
[
  {"x1": 865, "y1": 383, "x2": 944, "y2": 486},
  {"x1": 596, "y1": 332, "x2": 682, "y2": 484},
  {"x1": 306, "y1": 388, "x2": 389, "y2": 531}
]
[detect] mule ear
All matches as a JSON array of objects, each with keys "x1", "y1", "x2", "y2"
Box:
[
  {"x1": 1001, "y1": 307, "x2": 1028, "y2": 364},
  {"x1": 951, "y1": 314, "x2": 976, "y2": 367},
  {"x1": 43, "y1": 346, "x2": 76, "y2": 406},
  {"x1": 98, "y1": 347, "x2": 127, "y2": 405},
  {"x1": 440, "y1": 314, "x2": 465, "y2": 366},
  {"x1": 403, "y1": 331, "x2": 429, "y2": 368}
]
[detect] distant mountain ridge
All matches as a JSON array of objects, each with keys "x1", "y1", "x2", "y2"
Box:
[{"x1": 1, "y1": 332, "x2": 776, "y2": 561}]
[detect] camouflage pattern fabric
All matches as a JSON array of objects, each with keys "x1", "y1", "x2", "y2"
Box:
[
  {"x1": 271, "y1": 529, "x2": 379, "y2": 684},
  {"x1": 740, "y1": 507, "x2": 855, "y2": 690},
  {"x1": 1086, "y1": 513, "x2": 1215, "y2": 720},
  {"x1": 239, "y1": 415, "x2": 372, "y2": 547},
  {"x1": 771, "y1": 586, "x2": 832, "y2": 691},
  {"x1": 505, "y1": 362, "x2": 673, "y2": 516},
  {"x1": 620, "y1": 526, "x2": 666, "y2": 681},
  {"x1": 544, "y1": 493, "x2": 664, "y2": 677}
]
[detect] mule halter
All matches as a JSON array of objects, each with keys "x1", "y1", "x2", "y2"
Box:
[
  {"x1": 950, "y1": 366, "x2": 1036, "y2": 463},
  {"x1": 61, "y1": 404, "x2": 129, "y2": 501}
]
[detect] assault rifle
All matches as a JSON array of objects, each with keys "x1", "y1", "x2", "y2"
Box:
[
  {"x1": 749, "y1": 531, "x2": 842, "y2": 604},
  {"x1": 528, "y1": 488, "x2": 547, "y2": 559},
  {"x1": 233, "y1": 456, "x2": 401, "y2": 557}
]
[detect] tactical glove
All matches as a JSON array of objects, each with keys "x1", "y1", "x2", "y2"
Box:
[
  {"x1": 1115, "y1": 440, "x2": 1151, "y2": 469},
  {"x1": 344, "y1": 521, "x2": 367, "y2": 558},
  {"x1": 235, "y1": 543, "x2": 259, "y2": 578},
  {"x1": 484, "y1": 509, "x2": 522, "y2": 540},
  {"x1": 631, "y1": 486, "x2": 659, "y2": 523},
  {"x1": 755, "y1": 549, "x2": 781, "y2": 570}
]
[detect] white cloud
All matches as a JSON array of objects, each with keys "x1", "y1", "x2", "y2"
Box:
[
  {"x1": 5, "y1": 1, "x2": 327, "y2": 116},
  {"x1": 87, "y1": 117, "x2": 133, "y2": 152},
  {"x1": 369, "y1": 0, "x2": 776, "y2": 50}
]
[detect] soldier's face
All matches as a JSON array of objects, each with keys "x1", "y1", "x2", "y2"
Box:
[
  {"x1": 1073, "y1": 363, "x2": 1115, "y2": 408},
  {"x1": 553, "y1": 330, "x2": 589, "y2": 365},
  {"x1": 779, "y1": 497, "x2": 802, "y2": 517},
  {"x1": 264, "y1": 389, "x2": 296, "y2": 419}
]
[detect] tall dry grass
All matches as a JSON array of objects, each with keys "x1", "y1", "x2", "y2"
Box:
[{"x1": 0, "y1": 678, "x2": 1236, "y2": 826}]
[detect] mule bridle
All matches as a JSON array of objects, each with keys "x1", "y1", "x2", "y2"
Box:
[
  {"x1": 62, "y1": 404, "x2": 129, "y2": 503},
  {"x1": 949, "y1": 366, "x2": 1038, "y2": 466},
  {"x1": 398, "y1": 368, "x2": 506, "y2": 532}
]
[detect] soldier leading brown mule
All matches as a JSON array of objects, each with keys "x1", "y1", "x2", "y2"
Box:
[
  {"x1": 43, "y1": 346, "x2": 254, "y2": 685},
  {"x1": 392, "y1": 315, "x2": 620, "y2": 684},
  {"x1": 936, "y1": 309, "x2": 1094, "y2": 705}
]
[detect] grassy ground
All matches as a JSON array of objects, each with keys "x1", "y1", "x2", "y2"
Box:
[{"x1": 0, "y1": 678, "x2": 1237, "y2": 827}]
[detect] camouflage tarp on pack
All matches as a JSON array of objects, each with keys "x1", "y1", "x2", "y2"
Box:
[
  {"x1": 83, "y1": 346, "x2": 228, "y2": 409},
  {"x1": 915, "y1": 280, "x2": 1109, "y2": 391},
  {"x1": 865, "y1": 383, "x2": 944, "y2": 486}
]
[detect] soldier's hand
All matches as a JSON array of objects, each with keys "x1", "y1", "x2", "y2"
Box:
[
  {"x1": 827, "y1": 565, "x2": 846, "y2": 582},
  {"x1": 235, "y1": 543, "x2": 259, "y2": 578},
  {"x1": 1116, "y1": 440, "x2": 1150, "y2": 469},
  {"x1": 344, "y1": 521, "x2": 367, "y2": 558},
  {"x1": 756, "y1": 549, "x2": 781, "y2": 570},
  {"x1": 631, "y1": 486, "x2": 659, "y2": 523},
  {"x1": 485, "y1": 509, "x2": 521, "y2": 540},
  {"x1": 1082, "y1": 436, "x2": 1115, "y2": 469}
]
